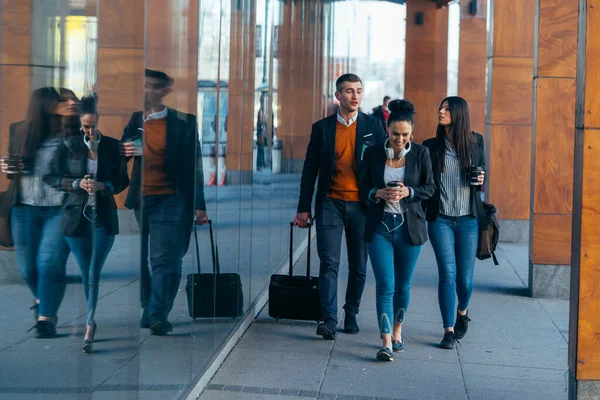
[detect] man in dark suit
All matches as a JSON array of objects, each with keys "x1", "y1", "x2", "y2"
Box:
[
  {"x1": 294, "y1": 73, "x2": 387, "y2": 339},
  {"x1": 121, "y1": 69, "x2": 209, "y2": 336}
]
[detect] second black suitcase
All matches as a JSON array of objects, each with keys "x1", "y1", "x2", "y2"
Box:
[
  {"x1": 185, "y1": 220, "x2": 244, "y2": 319},
  {"x1": 268, "y1": 222, "x2": 323, "y2": 322}
]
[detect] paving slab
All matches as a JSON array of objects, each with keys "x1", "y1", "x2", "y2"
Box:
[{"x1": 200, "y1": 239, "x2": 569, "y2": 400}]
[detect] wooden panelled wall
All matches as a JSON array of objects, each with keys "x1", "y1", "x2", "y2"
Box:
[
  {"x1": 0, "y1": 0, "x2": 33, "y2": 192},
  {"x1": 226, "y1": 0, "x2": 256, "y2": 182},
  {"x1": 96, "y1": 0, "x2": 144, "y2": 208},
  {"x1": 457, "y1": 0, "x2": 487, "y2": 136},
  {"x1": 277, "y1": 0, "x2": 325, "y2": 171},
  {"x1": 486, "y1": 0, "x2": 535, "y2": 222},
  {"x1": 404, "y1": 0, "x2": 448, "y2": 143},
  {"x1": 529, "y1": 0, "x2": 578, "y2": 298},
  {"x1": 569, "y1": 0, "x2": 600, "y2": 386}
]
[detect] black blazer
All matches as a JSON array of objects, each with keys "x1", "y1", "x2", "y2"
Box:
[
  {"x1": 422, "y1": 132, "x2": 487, "y2": 228},
  {"x1": 121, "y1": 108, "x2": 206, "y2": 211},
  {"x1": 44, "y1": 133, "x2": 130, "y2": 236},
  {"x1": 297, "y1": 112, "x2": 387, "y2": 218},
  {"x1": 359, "y1": 143, "x2": 436, "y2": 245}
]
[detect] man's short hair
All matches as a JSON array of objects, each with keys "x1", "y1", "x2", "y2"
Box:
[
  {"x1": 383, "y1": 96, "x2": 391, "y2": 102},
  {"x1": 336, "y1": 73, "x2": 362, "y2": 91},
  {"x1": 145, "y1": 69, "x2": 174, "y2": 88}
]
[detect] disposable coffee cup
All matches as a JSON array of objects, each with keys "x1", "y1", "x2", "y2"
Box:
[
  {"x1": 131, "y1": 138, "x2": 143, "y2": 156},
  {"x1": 471, "y1": 166, "x2": 484, "y2": 185},
  {"x1": 2, "y1": 154, "x2": 21, "y2": 175},
  {"x1": 386, "y1": 181, "x2": 401, "y2": 202}
]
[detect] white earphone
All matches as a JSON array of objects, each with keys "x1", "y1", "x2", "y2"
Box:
[{"x1": 385, "y1": 138, "x2": 411, "y2": 160}]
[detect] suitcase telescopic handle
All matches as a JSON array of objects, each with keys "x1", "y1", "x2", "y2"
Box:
[
  {"x1": 194, "y1": 220, "x2": 219, "y2": 275},
  {"x1": 289, "y1": 222, "x2": 312, "y2": 278}
]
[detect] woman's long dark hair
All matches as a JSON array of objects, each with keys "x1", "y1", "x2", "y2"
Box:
[
  {"x1": 435, "y1": 96, "x2": 476, "y2": 174},
  {"x1": 21, "y1": 87, "x2": 61, "y2": 158}
]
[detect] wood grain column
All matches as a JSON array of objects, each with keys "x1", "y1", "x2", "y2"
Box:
[
  {"x1": 404, "y1": 0, "x2": 448, "y2": 143},
  {"x1": 145, "y1": 0, "x2": 199, "y2": 116},
  {"x1": 277, "y1": 0, "x2": 326, "y2": 172},
  {"x1": 0, "y1": 0, "x2": 33, "y2": 194},
  {"x1": 569, "y1": 0, "x2": 600, "y2": 395},
  {"x1": 226, "y1": 0, "x2": 256, "y2": 185},
  {"x1": 96, "y1": 0, "x2": 144, "y2": 208},
  {"x1": 485, "y1": 0, "x2": 535, "y2": 242},
  {"x1": 528, "y1": 0, "x2": 578, "y2": 299},
  {"x1": 457, "y1": 0, "x2": 487, "y2": 135}
]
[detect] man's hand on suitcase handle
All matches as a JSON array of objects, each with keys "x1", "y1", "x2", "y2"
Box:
[{"x1": 294, "y1": 212, "x2": 312, "y2": 228}]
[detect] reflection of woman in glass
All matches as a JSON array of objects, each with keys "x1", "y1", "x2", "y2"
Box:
[
  {"x1": 256, "y1": 108, "x2": 266, "y2": 171},
  {"x1": 45, "y1": 95, "x2": 129, "y2": 352},
  {"x1": 1, "y1": 88, "x2": 74, "y2": 338}
]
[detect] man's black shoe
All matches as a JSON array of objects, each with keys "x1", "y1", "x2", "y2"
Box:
[
  {"x1": 150, "y1": 320, "x2": 173, "y2": 336},
  {"x1": 454, "y1": 311, "x2": 471, "y2": 340},
  {"x1": 344, "y1": 314, "x2": 359, "y2": 334},
  {"x1": 140, "y1": 309, "x2": 150, "y2": 329},
  {"x1": 316, "y1": 319, "x2": 337, "y2": 340},
  {"x1": 440, "y1": 331, "x2": 455, "y2": 349}
]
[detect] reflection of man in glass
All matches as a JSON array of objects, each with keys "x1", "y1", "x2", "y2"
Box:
[{"x1": 121, "y1": 69, "x2": 209, "y2": 336}]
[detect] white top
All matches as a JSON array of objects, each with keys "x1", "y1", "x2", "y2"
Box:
[
  {"x1": 87, "y1": 158, "x2": 98, "y2": 207},
  {"x1": 383, "y1": 164, "x2": 405, "y2": 214},
  {"x1": 87, "y1": 158, "x2": 98, "y2": 176}
]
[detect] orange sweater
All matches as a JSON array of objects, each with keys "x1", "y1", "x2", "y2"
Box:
[
  {"x1": 142, "y1": 119, "x2": 175, "y2": 196},
  {"x1": 328, "y1": 121, "x2": 360, "y2": 202}
]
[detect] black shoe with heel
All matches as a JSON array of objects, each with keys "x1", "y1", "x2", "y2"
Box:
[{"x1": 82, "y1": 323, "x2": 97, "y2": 353}]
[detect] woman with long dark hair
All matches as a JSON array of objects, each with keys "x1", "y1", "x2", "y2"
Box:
[
  {"x1": 422, "y1": 96, "x2": 486, "y2": 350},
  {"x1": 360, "y1": 99, "x2": 435, "y2": 361},
  {"x1": 44, "y1": 94, "x2": 129, "y2": 352},
  {"x1": 0, "y1": 87, "x2": 78, "y2": 338}
]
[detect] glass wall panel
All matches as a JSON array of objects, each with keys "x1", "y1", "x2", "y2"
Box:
[{"x1": 0, "y1": 0, "x2": 336, "y2": 397}]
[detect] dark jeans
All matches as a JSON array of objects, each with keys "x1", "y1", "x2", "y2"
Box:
[
  {"x1": 367, "y1": 213, "x2": 421, "y2": 335},
  {"x1": 316, "y1": 197, "x2": 367, "y2": 323},
  {"x1": 428, "y1": 214, "x2": 479, "y2": 328},
  {"x1": 256, "y1": 143, "x2": 266, "y2": 169},
  {"x1": 11, "y1": 204, "x2": 69, "y2": 319},
  {"x1": 65, "y1": 226, "x2": 115, "y2": 327},
  {"x1": 135, "y1": 194, "x2": 191, "y2": 323}
]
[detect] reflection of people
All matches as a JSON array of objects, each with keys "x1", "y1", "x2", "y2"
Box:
[
  {"x1": 360, "y1": 99, "x2": 435, "y2": 361},
  {"x1": 1, "y1": 88, "x2": 74, "y2": 338},
  {"x1": 371, "y1": 96, "x2": 390, "y2": 126},
  {"x1": 121, "y1": 69, "x2": 209, "y2": 336},
  {"x1": 294, "y1": 73, "x2": 387, "y2": 340},
  {"x1": 44, "y1": 94, "x2": 129, "y2": 352},
  {"x1": 422, "y1": 96, "x2": 486, "y2": 350},
  {"x1": 256, "y1": 109, "x2": 266, "y2": 171}
]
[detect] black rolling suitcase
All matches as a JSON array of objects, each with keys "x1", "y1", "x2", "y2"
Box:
[
  {"x1": 268, "y1": 222, "x2": 323, "y2": 322},
  {"x1": 185, "y1": 220, "x2": 244, "y2": 319}
]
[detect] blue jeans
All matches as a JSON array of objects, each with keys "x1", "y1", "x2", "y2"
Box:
[
  {"x1": 367, "y1": 213, "x2": 421, "y2": 335},
  {"x1": 428, "y1": 214, "x2": 479, "y2": 328},
  {"x1": 65, "y1": 226, "x2": 115, "y2": 327},
  {"x1": 11, "y1": 205, "x2": 69, "y2": 319},
  {"x1": 138, "y1": 194, "x2": 191, "y2": 323},
  {"x1": 316, "y1": 197, "x2": 367, "y2": 323}
]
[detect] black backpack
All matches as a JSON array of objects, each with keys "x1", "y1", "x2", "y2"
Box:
[{"x1": 477, "y1": 202, "x2": 499, "y2": 265}]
